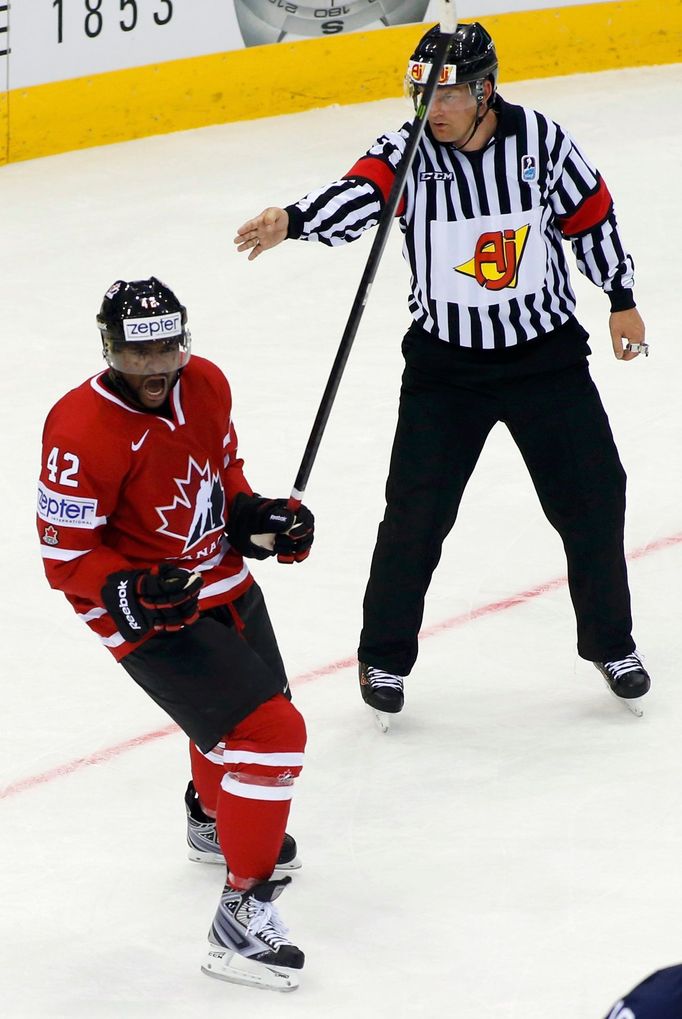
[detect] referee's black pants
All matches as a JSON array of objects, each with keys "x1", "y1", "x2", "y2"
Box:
[{"x1": 358, "y1": 338, "x2": 635, "y2": 676}]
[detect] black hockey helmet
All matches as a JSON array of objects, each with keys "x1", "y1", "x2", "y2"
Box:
[
  {"x1": 406, "y1": 22, "x2": 498, "y2": 97},
  {"x1": 97, "y1": 277, "x2": 191, "y2": 375}
]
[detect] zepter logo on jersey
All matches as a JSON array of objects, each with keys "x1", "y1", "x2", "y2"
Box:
[{"x1": 233, "y1": 0, "x2": 431, "y2": 46}]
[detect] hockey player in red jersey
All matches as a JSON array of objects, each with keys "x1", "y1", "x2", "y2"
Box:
[{"x1": 37, "y1": 277, "x2": 314, "y2": 991}]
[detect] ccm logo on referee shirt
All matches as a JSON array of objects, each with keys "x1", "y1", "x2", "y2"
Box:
[
  {"x1": 37, "y1": 482, "x2": 99, "y2": 528},
  {"x1": 420, "y1": 171, "x2": 455, "y2": 181}
]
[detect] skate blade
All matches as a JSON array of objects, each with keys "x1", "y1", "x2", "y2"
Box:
[
  {"x1": 604, "y1": 682, "x2": 646, "y2": 717},
  {"x1": 367, "y1": 705, "x2": 392, "y2": 733},
  {"x1": 623, "y1": 696, "x2": 646, "y2": 717},
  {"x1": 272, "y1": 855, "x2": 302, "y2": 874},
  {"x1": 188, "y1": 848, "x2": 223, "y2": 864},
  {"x1": 188, "y1": 848, "x2": 303, "y2": 875},
  {"x1": 202, "y1": 948, "x2": 299, "y2": 991}
]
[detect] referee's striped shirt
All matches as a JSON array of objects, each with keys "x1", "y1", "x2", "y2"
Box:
[{"x1": 285, "y1": 97, "x2": 635, "y2": 349}]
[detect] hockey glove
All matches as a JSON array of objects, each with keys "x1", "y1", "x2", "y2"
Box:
[
  {"x1": 273, "y1": 503, "x2": 315, "y2": 563},
  {"x1": 101, "y1": 565, "x2": 204, "y2": 642},
  {"x1": 227, "y1": 492, "x2": 314, "y2": 562}
]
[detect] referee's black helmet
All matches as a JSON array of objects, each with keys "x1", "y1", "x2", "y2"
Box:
[{"x1": 406, "y1": 22, "x2": 498, "y2": 95}]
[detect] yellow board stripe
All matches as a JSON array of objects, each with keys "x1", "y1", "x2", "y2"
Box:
[{"x1": 4, "y1": 0, "x2": 682, "y2": 165}]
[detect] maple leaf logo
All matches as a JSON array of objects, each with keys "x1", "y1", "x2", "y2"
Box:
[
  {"x1": 43, "y1": 525, "x2": 59, "y2": 546},
  {"x1": 156, "y1": 457, "x2": 225, "y2": 553}
]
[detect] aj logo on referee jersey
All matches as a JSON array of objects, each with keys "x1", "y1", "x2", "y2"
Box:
[{"x1": 455, "y1": 225, "x2": 531, "y2": 291}]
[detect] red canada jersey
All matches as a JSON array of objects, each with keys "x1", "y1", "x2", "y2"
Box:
[{"x1": 37, "y1": 355, "x2": 254, "y2": 660}]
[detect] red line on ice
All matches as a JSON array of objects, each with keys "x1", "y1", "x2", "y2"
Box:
[{"x1": 3, "y1": 530, "x2": 680, "y2": 801}]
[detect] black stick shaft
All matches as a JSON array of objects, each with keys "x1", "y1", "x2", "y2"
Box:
[{"x1": 287, "y1": 30, "x2": 455, "y2": 509}]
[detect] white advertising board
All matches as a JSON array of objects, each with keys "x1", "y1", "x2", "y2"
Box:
[
  {"x1": 10, "y1": 0, "x2": 606, "y2": 91},
  {"x1": 11, "y1": 1, "x2": 241, "y2": 89},
  {"x1": 1, "y1": 1, "x2": 8, "y2": 88}
]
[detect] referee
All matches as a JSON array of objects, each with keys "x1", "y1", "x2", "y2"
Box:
[{"x1": 234, "y1": 21, "x2": 651, "y2": 720}]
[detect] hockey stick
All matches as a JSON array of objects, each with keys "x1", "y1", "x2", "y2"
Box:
[{"x1": 282, "y1": 1, "x2": 459, "y2": 533}]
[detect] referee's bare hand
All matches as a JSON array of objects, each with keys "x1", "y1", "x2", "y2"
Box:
[
  {"x1": 609, "y1": 307, "x2": 647, "y2": 361},
  {"x1": 234, "y1": 207, "x2": 289, "y2": 260}
]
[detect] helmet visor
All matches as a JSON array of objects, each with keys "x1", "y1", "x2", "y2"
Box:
[{"x1": 104, "y1": 333, "x2": 191, "y2": 376}]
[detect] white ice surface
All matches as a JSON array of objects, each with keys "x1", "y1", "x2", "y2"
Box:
[{"x1": 1, "y1": 64, "x2": 681, "y2": 1018}]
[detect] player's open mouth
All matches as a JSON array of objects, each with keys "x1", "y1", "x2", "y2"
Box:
[{"x1": 142, "y1": 376, "x2": 167, "y2": 400}]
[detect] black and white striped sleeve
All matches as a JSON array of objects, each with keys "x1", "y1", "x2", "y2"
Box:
[
  {"x1": 285, "y1": 127, "x2": 409, "y2": 247},
  {"x1": 548, "y1": 128, "x2": 635, "y2": 310}
]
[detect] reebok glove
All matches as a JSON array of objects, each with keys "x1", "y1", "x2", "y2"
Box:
[
  {"x1": 227, "y1": 492, "x2": 314, "y2": 562},
  {"x1": 102, "y1": 564, "x2": 203, "y2": 642},
  {"x1": 273, "y1": 503, "x2": 315, "y2": 563}
]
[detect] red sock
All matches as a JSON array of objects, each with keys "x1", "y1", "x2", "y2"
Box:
[
  {"x1": 189, "y1": 740, "x2": 223, "y2": 818},
  {"x1": 217, "y1": 694, "x2": 306, "y2": 885}
]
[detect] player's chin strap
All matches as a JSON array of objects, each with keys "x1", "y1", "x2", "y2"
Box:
[{"x1": 449, "y1": 82, "x2": 495, "y2": 152}]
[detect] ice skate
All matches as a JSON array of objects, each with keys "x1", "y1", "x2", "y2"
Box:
[
  {"x1": 185, "y1": 782, "x2": 301, "y2": 872},
  {"x1": 358, "y1": 663, "x2": 405, "y2": 732},
  {"x1": 593, "y1": 651, "x2": 650, "y2": 717},
  {"x1": 201, "y1": 875, "x2": 304, "y2": 991}
]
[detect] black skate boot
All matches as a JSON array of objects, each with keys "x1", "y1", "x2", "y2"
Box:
[
  {"x1": 593, "y1": 651, "x2": 650, "y2": 716},
  {"x1": 358, "y1": 663, "x2": 405, "y2": 712},
  {"x1": 185, "y1": 782, "x2": 300, "y2": 872},
  {"x1": 202, "y1": 876, "x2": 304, "y2": 991},
  {"x1": 359, "y1": 662, "x2": 405, "y2": 732}
]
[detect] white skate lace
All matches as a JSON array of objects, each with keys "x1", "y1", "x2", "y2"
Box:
[
  {"x1": 604, "y1": 653, "x2": 643, "y2": 679},
  {"x1": 244, "y1": 899, "x2": 291, "y2": 950},
  {"x1": 366, "y1": 667, "x2": 404, "y2": 691}
]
